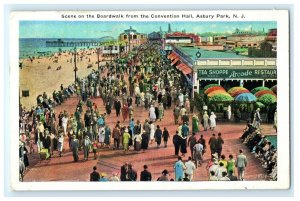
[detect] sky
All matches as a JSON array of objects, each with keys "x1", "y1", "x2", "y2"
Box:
[{"x1": 19, "y1": 21, "x2": 276, "y2": 38}]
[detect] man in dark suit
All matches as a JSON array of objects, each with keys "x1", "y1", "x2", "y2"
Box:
[
  {"x1": 90, "y1": 166, "x2": 100, "y2": 181},
  {"x1": 114, "y1": 99, "x2": 121, "y2": 117},
  {"x1": 140, "y1": 165, "x2": 152, "y2": 181},
  {"x1": 173, "y1": 131, "x2": 180, "y2": 156}
]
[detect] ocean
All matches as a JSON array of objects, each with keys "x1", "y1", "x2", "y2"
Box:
[{"x1": 19, "y1": 38, "x2": 113, "y2": 59}]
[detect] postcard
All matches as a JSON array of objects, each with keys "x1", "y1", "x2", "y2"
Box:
[{"x1": 9, "y1": 10, "x2": 289, "y2": 190}]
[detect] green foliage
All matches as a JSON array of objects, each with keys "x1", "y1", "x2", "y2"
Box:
[
  {"x1": 193, "y1": 92, "x2": 205, "y2": 113},
  {"x1": 248, "y1": 41, "x2": 276, "y2": 58}
]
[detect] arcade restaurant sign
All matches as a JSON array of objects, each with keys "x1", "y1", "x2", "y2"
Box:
[{"x1": 197, "y1": 69, "x2": 277, "y2": 79}]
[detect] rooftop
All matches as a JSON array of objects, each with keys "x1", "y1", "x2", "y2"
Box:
[{"x1": 176, "y1": 45, "x2": 247, "y2": 60}]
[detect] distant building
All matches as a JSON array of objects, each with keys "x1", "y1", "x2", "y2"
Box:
[
  {"x1": 213, "y1": 36, "x2": 227, "y2": 45},
  {"x1": 266, "y1": 28, "x2": 277, "y2": 51},
  {"x1": 119, "y1": 26, "x2": 147, "y2": 47},
  {"x1": 148, "y1": 32, "x2": 162, "y2": 41},
  {"x1": 165, "y1": 32, "x2": 201, "y2": 44}
]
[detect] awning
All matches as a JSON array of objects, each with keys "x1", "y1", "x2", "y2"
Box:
[
  {"x1": 168, "y1": 52, "x2": 179, "y2": 61},
  {"x1": 171, "y1": 57, "x2": 180, "y2": 66},
  {"x1": 176, "y1": 63, "x2": 192, "y2": 75},
  {"x1": 167, "y1": 52, "x2": 176, "y2": 59}
]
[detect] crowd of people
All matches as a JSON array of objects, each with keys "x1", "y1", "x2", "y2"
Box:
[
  {"x1": 241, "y1": 122, "x2": 277, "y2": 180},
  {"x1": 19, "y1": 41, "x2": 277, "y2": 182}
]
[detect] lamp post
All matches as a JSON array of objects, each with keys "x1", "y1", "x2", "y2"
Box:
[
  {"x1": 96, "y1": 48, "x2": 101, "y2": 71},
  {"x1": 74, "y1": 47, "x2": 77, "y2": 83},
  {"x1": 125, "y1": 42, "x2": 128, "y2": 53},
  {"x1": 109, "y1": 45, "x2": 113, "y2": 63}
]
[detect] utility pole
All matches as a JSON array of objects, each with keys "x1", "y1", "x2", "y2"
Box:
[
  {"x1": 97, "y1": 48, "x2": 101, "y2": 71},
  {"x1": 74, "y1": 46, "x2": 77, "y2": 83}
]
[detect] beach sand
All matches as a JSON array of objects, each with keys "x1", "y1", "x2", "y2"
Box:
[{"x1": 20, "y1": 49, "x2": 109, "y2": 109}]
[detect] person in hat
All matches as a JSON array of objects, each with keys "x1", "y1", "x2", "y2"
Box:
[
  {"x1": 122, "y1": 128, "x2": 131, "y2": 153},
  {"x1": 99, "y1": 173, "x2": 109, "y2": 182},
  {"x1": 208, "y1": 159, "x2": 220, "y2": 178},
  {"x1": 43, "y1": 129, "x2": 51, "y2": 158},
  {"x1": 121, "y1": 104, "x2": 129, "y2": 122},
  {"x1": 70, "y1": 134, "x2": 79, "y2": 162},
  {"x1": 188, "y1": 132, "x2": 197, "y2": 160},
  {"x1": 209, "y1": 112, "x2": 217, "y2": 130},
  {"x1": 83, "y1": 135, "x2": 92, "y2": 161},
  {"x1": 209, "y1": 133, "x2": 218, "y2": 159},
  {"x1": 174, "y1": 156, "x2": 187, "y2": 181},
  {"x1": 273, "y1": 109, "x2": 277, "y2": 132},
  {"x1": 192, "y1": 114, "x2": 200, "y2": 133},
  {"x1": 158, "y1": 103, "x2": 164, "y2": 121},
  {"x1": 202, "y1": 111, "x2": 209, "y2": 131},
  {"x1": 158, "y1": 169, "x2": 170, "y2": 181},
  {"x1": 149, "y1": 105, "x2": 156, "y2": 122},
  {"x1": 235, "y1": 149, "x2": 248, "y2": 181},
  {"x1": 184, "y1": 98, "x2": 190, "y2": 114},
  {"x1": 61, "y1": 114, "x2": 69, "y2": 136},
  {"x1": 57, "y1": 130, "x2": 64, "y2": 157},
  {"x1": 109, "y1": 172, "x2": 120, "y2": 181},
  {"x1": 253, "y1": 108, "x2": 262, "y2": 130},
  {"x1": 216, "y1": 133, "x2": 224, "y2": 159},
  {"x1": 90, "y1": 166, "x2": 100, "y2": 181},
  {"x1": 140, "y1": 165, "x2": 152, "y2": 181}
]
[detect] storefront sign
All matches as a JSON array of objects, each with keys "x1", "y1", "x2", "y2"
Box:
[{"x1": 197, "y1": 69, "x2": 277, "y2": 79}]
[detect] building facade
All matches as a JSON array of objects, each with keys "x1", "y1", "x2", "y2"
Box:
[
  {"x1": 168, "y1": 45, "x2": 277, "y2": 96},
  {"x1": 119, "y1": 26, "x2": 148, "y2": 47}
]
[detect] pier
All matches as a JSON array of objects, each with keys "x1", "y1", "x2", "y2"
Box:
[{"x1": 45, "y1": 39, "x2": 111, "y2": 47}]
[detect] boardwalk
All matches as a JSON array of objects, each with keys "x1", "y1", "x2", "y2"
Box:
[{"x1": 23, "y1": 95, "x2": 275, "y2": 182}]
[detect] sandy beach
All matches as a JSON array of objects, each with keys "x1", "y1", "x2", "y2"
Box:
[{"x1": 20, "y1": 48, "x2": 109, "y2": 109}]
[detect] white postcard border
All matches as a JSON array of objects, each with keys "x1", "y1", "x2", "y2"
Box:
[{"x1": 9, "y1": 10, "x2": 290, "y2": 191}]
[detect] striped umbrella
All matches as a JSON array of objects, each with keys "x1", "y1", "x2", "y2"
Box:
[
  {"x1": 254, "y1": 90, "x2": 276, "y2": 98},
  {"x1": 228, "y1": 86, "x2": 248, "y2": 94},
  {"x1": 258, "y1": 94, "x2": 277, "y2": 105},
  {"x1": 231, "y1": 89, "x2": 250, "y2": 97},
  {"x1": 235, "y1": 93, "x2": 257, "y2": 102},
  {"x1": 207, "y1": 90, "x2": 230, "y2": 97},
  {"x1": 209, "y1": 93, "x2": 234, "y2": 102},
  {"x1": 251, "y1": 86, "x2": 271, "y2": 94},
  {"x1": 271, "y1": 85, "x2": 277, "y2": 94},
  {"x1": 204, "y1": 86, "x2": 225, "y2": 95}
]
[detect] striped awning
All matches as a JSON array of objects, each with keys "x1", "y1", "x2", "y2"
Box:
[
  {"x1": 167, "y1": 52, "x2": 178, "y2": 60},
  {"x1": 176, "y1": 62, "x2": 192, "y2": 75},
  {"x1": 171, "y1": 57, "x2": 180, "y2": 66}
]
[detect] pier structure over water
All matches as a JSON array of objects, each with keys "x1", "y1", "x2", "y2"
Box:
[{"x1": 45, "y1": 39, "x2": 114, "y2": 47}]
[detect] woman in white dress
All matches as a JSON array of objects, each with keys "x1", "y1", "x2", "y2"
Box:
[
  {"x1": 98, "y1": 126, "x2": 105, "y2": 147},
  {"x1": 209, "y1": 112, "x2": 217, "y2": 130},
  {"x1": 149, "y1": 121, "x2": 155, "y2": 144},
  {"x1": 61, "y1": 115, "x2": 69, "y2": 136},
  {"x1": 149, "y1": 105, "x2": 156, "y2": 122},
  {"x1": 57, "y1": 132, "x2": 64, "y2": 157}
]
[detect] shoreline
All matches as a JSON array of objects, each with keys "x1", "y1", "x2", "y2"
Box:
[{"x1": 19, "y1": 48, "x2": 111, "y2": 109}]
